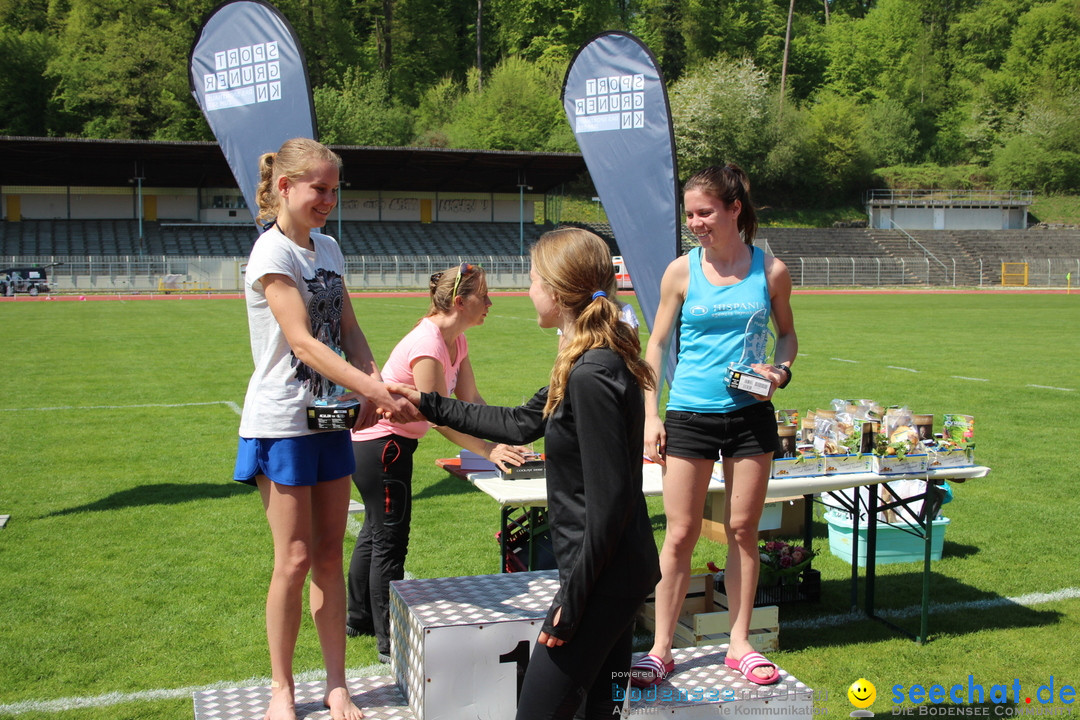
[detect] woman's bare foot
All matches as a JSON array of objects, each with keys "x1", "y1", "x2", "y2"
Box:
[
  {"x1": 325, "y1": 685, "x2": 363, "y2": 720},
  {"x1": 265, "y1": 680, "x2": 296, "y2": 720},
  {"x1": 726, "y1": 641, "x2": 776, "y2": 681}
]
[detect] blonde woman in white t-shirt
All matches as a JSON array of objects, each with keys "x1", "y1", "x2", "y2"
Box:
[
  {"x1": 346, "y1": 263, "x2": 528, "y2": 662},
  {"x1": 233, "y1": 138, "x2": 419, "y2": 720}
]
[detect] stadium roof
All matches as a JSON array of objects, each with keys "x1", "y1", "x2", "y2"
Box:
[{"x1": 0, "y1": 136, "x2": 588, "y2": 194}]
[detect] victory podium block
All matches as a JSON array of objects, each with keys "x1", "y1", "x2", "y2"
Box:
[
  {"x1": 194, "y1": 570, "x2": 813, "y2": 720},
  {"x1": 389, "y1": 570, "x2": 813, "y2": 720},
  {"x1": 390, "y1": 570, "x2": 560, "y2": 720}
]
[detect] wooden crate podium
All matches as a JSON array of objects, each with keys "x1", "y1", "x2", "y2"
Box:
[{"x1": 637, "y1": 573, "x2": 780, "y2": 652}]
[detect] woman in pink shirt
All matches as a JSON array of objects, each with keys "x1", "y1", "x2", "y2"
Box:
[{"x1": 346, "y1": 262, "x2": 527, "y2": 662}]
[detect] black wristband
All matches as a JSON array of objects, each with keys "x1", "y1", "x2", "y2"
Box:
[{"x1": 773, "y1": 364, "x2": 792, "y2": 389}]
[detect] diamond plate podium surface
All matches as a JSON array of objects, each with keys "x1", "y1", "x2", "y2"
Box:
[
  {"x1": 195, "y1": 570, "x2": 813, "y2": 720},
  {"x1": 192, "y1": 675, "x2": 411, "y2": 720},
  {"x1": 390, "y1": 570, "x2": 560, "y2": 720},
  {"x1": 626, "y1": 645, "x2": 814, "y2": 718}
]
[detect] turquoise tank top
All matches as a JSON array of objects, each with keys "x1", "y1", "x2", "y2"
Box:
[{"x1": 667, "y1": 245, "x2": 771, "y2": 413}]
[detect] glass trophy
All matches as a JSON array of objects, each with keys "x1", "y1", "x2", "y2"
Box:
[
  {"x1": 724, "y1": 308, "x2": 775, "y2": 396},
  {"x1": 307, "y1": 322, "x2": 361, "y2": 430}
]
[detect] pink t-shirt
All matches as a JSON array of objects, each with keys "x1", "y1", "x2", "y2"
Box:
[{"x1": 352, "y1": 317, "x2": 468, "y2": 441}]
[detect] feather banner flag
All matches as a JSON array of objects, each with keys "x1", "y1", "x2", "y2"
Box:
[
  {"x1": 561, "y1": 31, "x2": 680, "y2": 335},
  {"x1": 189, "y1": 0, "x2": 317, "y2": 222}
]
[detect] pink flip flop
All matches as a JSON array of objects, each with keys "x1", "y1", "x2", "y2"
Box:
[
  {"x1": 725, "y1": 651, "x2": 780, "y2": 685},
  {"x1": 629, "y1": 654, "x2": 676, "y2": 688}
]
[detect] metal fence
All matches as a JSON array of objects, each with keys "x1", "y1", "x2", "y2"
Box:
[
  {"x1": 3, "y1": 254, "x2": 1078, "y2": 292},
  {"x1": 0, "y1": 255, "x2": 532, "y2": 293},
  {"x1": 787, "y1": 256, "x2": 1080, "y2": 288}
]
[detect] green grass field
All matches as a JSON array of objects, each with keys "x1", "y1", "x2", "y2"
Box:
[{"x1": 0, "y1": 292, "x2": 1078, "y2": 719}]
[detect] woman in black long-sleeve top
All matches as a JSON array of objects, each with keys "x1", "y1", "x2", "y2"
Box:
[{"x1": 395, "y1": 228, "x2": 660, "y2": 719}]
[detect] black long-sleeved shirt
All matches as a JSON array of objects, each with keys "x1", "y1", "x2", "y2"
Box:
[{"x1": 419, "y1": 347, "x2": 661, "y2": 642}]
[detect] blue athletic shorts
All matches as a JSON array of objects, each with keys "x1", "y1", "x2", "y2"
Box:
[{"x1": 233, "y1": 431, "x2": 356, "y2": 487}]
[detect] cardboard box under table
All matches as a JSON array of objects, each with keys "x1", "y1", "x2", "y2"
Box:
[{"x1": 701, "y1": 493, "x2": 807, "y2": 545}]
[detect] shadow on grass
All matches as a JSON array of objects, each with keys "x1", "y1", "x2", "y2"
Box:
[
  {"x1": 413, "y1": 472, "x2": 481, "y2": 501},
  {"x1": 941, "y1": 540, "x2": 980, "y2": 559},
  {"x1": 42, "y1": 482, "x2": 253, "y2": 517},
  {"x1": 779, "y1": 572, "x2": 1065, "y2": 649}
]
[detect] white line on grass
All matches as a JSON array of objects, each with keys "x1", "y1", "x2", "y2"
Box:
[
  {"x1": 831, "y1": 358, "x2": 859, "y2": 363},
  {"x1": 782, "y1": 586, "x2": 1080, "y2": 631},
  {"x1": 5, "y1": 587, "x2": 1077, "y2": 716},
  {"x1": 952, "y1": 376, "x2": 989, "y2": 382},
  {"x1": 887, "y1": 366, "x2": 920, "y2": 373},
  {"x1": 0, "y1": 665, "x2": 390, "y2": 716},
  {"x1": 1026, "y1": 384, "x2": 1075, "y2": 392},
  {"x1": 0, "y1": 401, "x2": 242, "y2": 415}
]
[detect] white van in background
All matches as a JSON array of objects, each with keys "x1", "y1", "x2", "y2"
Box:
[{"x1": 612, "y1": 256, "x2": 633, "y2": 290}]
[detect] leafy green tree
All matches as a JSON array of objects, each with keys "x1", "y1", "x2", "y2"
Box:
[
  {"x1": 997, "y1": 0, "x2": 1080, "y2": 96},
  {"x1": 822, "y1": 2, "x2": 918, "y2": 104},
  {"x1": 491, "y1": 0, "x2": 621, "y2": 65},
  {"x1": 314, "y1": 69, "x2": 414, "y2": 146},
  {"x1": 990, "y1": 95, "x2": 1080, "y2": 193},
  {"x1": 271, "y1": 0, "x2": 363, "y2": 88},
  {"x1": 681, "y1": 0, "x2": 763, "y2": 67},
  {"x1": 413, "y1": 75, "x2": 462, "y2": 146},
  {"x1": 669, "y1": 55, "x2": 774, "y2": 178},
  {"x1": 440, "y1": 55, "x2": 568, "y2": 151},
  {"x1": 45, "y1": 0, "x2": 206, "y2": 138},
  {"x1": 961, "y1": 0, "x2": 1079, "y2": 171},
  {"x1": 760, "y1": 101, "x2": 828, "y2": 203},
  {"x1": 949, "y1": 0, "x2": 1039, "y2": 76},
  {"x1": 387, "y1": 0, "x2": 480, "y2": 105},
  {"x1": 0, "y1": 0, "x2": 50, "y2": 31},
  {"x1": 804, "y1": 91, "x2": 871, "y2": 196},
  {"x1": 0, "y1": 28, "x2": 60, "y2": 135},
  {"x1": 627, "y1": 0, "x2": 687, "y2": 81},
  {"x1": 859, "y1": 97, "x2": 919, "y2": 167},
  {"x1": 758, "y1": 10, "x2": 829, "y2": 104}
]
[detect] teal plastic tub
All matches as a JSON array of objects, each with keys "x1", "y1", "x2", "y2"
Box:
[{"x1": 825, "y1": 510, "x2": 949, "y2": 567}]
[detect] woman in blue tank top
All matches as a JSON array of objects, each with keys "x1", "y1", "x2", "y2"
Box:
[{"x1": 630, "y1": 164, "x2": 798, "y2": 688}]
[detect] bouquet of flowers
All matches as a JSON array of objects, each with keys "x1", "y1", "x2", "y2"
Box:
[{"x1": 758, "y1": 539, "x2": 815, "y2": 586}]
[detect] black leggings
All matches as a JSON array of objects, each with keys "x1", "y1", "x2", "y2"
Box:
[
  {"x1": 515, "y1": 591, "x2": 643, "y2": 720},
  {"x1": 347, "y1": 434, "x2": 418, "y2": 655}
]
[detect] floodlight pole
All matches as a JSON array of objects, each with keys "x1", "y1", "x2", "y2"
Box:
[
  {"x1": 518, "y1": 182, "x2": 532, "y2": 257},
  {"x1": 131, "y1": 173, "x2": 145, "y2": 256}
]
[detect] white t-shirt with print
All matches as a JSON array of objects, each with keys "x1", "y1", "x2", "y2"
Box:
[{"x1": 239, "y1": 226, "x2": 348, "y2": 438}]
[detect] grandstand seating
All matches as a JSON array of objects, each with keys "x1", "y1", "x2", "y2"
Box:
[
  {"x1": 2, "y1": 219, "x2": 1078, "y2": 285},
  {"x1": 0, "y1": 220, "x2": 552, "y2": 258}
]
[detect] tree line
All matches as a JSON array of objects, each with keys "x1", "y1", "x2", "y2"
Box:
[{"x1": 1, "y1": 0, "x2": 1077, "y2": 204}]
